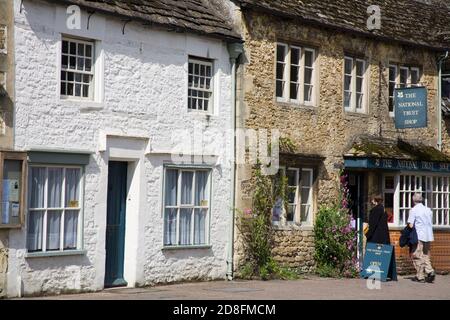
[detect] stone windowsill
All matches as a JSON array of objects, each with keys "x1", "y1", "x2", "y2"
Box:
[
  {"x1": 59, "y1": 98, "x2": 104, "y2": 112},
  {"x1": 344, "y1": 110, "x2": 370, "y2": 117},
  {"x1": 25, "y1": 250, "x2": 87, "y2": 258},
  {"x1": 162, "y1": 245, "x2": 212, "y2": 250},
  {"x1": 187, "y1": 110, "x2": 215, "y2": 119},
  {"x1": 275, "y1": 100, "x2": 317, "y2": 111}
]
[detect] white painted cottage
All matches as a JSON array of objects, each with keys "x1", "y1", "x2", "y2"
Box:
[{"x1": 4, "y1": 0, "x2": 242, "y2": 297}]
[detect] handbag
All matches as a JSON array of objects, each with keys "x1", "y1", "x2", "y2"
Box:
[{"x1": 363, "y1": 222, "x2": 369, "y2": 235}]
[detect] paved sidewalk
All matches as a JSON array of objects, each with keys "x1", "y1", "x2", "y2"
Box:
[{"x1": 17, "y1": 275, "x2": 450, "y2": 300}]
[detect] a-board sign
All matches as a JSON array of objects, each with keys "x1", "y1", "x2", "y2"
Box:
[{"x1": 360, "y1": 243, "x2": 397, "y2": 282}]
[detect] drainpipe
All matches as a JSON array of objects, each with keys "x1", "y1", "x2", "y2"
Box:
[
  {"x1": 226, "y1": 42, "x2": 244, "y2": 281},
  {"x1": 438, "y1": 51, "x2": 449, "y2": 151}
]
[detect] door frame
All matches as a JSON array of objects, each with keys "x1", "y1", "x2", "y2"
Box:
[
  {"x1": 345, "y1": 171, "x2": 367, "y2": 268},
  {"x1": 105, "y1": 161, "x2": 129, "y2": 288},
  {"x1": 101, "y1": 135, "x2": 148, "y2": 289}
]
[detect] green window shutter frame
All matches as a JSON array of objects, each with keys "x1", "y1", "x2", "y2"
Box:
[{"x1": 28, "y1": 151, "x2": 91, "y2": 165}]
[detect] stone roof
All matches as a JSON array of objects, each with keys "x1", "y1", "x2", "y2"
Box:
[
  {"x1": 345, "y1": 136, "x2": 450, "y2": 162},
  {"x1": 44, "y1": 0, "x2": 241, "y2": 41},
  {"x1": 234, "y1": 0, "x2": 450, "y2": 50}
]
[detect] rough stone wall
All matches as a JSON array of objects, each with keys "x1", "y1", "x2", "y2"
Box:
[
  {"x1": 0, "y1": 0, "x2": 14, "y2": 146},
  {"x1": 272, "y1": 229, "x2": 315, "y2": 273},
  {"x1": 0, "y1": 233, "x2": 7, "y2": 297},
  {"x1": 7, "y1": 0, "x2": 233, "y2": 297},
  {"x1": 234, "y1": 10, "x2": 447, "y2": 272},
  {"x1": 0, "y1": 0, "x2": 14, "y2": 298}
]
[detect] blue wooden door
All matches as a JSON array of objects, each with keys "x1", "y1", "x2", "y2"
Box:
[{"x1": 105, "y1": 161, "x2": 128, "y2": 288}]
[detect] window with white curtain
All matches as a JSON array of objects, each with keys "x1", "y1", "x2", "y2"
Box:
[
  {"x1": 163, "y1": 168, "x2": 211, "y2": 246},
  {"x1": 272, "y1": 167, "x2": 314, "y2": 226},
  {"x1": 27, "y1": 166, "x2": 83, "y2": 252}
]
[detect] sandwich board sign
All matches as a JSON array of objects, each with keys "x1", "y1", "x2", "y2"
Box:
[
  {"x1": 394, "y1": 86, "x2": 427, "y2": 129},
  {"x1": 360, "y1": 243, "x2": 397, "y2": 282}
]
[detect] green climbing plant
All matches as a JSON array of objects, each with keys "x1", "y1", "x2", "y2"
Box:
[{"x1": 236, "y1": 164, "x2": 300, "y2": 280}]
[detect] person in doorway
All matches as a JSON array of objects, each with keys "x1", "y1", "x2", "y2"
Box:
[
  {"x1": 366, "y1": 195, "x2": 390, "y2": 245},
  {"x1": 408, "y1": 193, "x2": 436, "y2": 283}
]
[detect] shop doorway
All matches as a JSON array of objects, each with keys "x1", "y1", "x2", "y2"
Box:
[
  {"x1": 105, "y1": 161, "x2": 129, "y2": 288},
  {"x1": 346, "y1": 172, "x2": 366, "y2": 266}
]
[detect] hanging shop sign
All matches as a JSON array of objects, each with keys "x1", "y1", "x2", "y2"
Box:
[{"x1": 394, "y1": 86, "x2": 427, "y2": 129}]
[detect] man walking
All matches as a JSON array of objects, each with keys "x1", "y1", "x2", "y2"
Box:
[{"x1": 408, "y1": 193, "x2": 436, "y2": 283}]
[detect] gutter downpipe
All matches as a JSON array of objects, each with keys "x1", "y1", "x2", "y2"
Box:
[
  {"x1": 438, "y1": 51, "x2": 449, "y2": 151},
  {"x1": 227, "y1": 42, "x2": 244, "y2": 281}
]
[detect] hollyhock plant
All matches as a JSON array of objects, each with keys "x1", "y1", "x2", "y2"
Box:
[{"x1": 313, "y1": 170, "x2": 359, "y2": 278}]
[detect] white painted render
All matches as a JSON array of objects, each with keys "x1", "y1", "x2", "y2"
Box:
[{"x1": 6, "y1": 0, "x2": 234, "y2": 297}]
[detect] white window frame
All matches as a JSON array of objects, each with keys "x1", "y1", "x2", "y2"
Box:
[
  {"x1": 383, "y1": 173, "x2": 450, "y2": 228},
  {"x1": 276, "y1": 43, "x2": 316, "y2": 106},
  {"x1": 27, "y1": 165, "x2": 84, "y2": 253},
  {"x1": 188, "y1": 57, "x2": 214, "y2": 113},
  {"x1": 300, "y1": 168, "x2": 314, "y2": 225},
  {"x1": 60, "y1": 37, "x2": 95, "y2": 100},
  {"x1": 273, "y1": 167, "x2": 314, "y2": 226},
  {"x1": 163, "y1": 167, "x2": 212, "y2": 247},
  {"x1": 344, "y1": 56, "x2": 367, "y2": 113},
  {"x1": 388, "y1": 64, "x2": 422, "y2": 117}
]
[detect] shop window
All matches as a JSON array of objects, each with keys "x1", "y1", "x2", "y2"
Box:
[
  {"x1": 388, "y1": 64, "x2": 421, "y2": 116},
  {"x1": 26, "y1": 166, "x2": 83, "y2": 252},
  {"x1": 384, "y1": 174, "x2": 450, "y2": 227},
  {"x1": 276, "y1": 43, "x2": 316, "y2": 106},
  {"x1": 272, "y1": 167, "x2": 314, "y2": 226},
  {"x1": 163, "y1": 167, "x2": 211, "y2": 246},
  {"x1": 344, "y1": 56, "x2": 367, "y2": 113},
  {"x1": 0, "y1": 152, "x2": 27, "y2": 228}
]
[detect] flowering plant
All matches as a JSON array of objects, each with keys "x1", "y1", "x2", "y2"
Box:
[{"x1": 313, "y1": 171, "x2": 359, "y2": 278}]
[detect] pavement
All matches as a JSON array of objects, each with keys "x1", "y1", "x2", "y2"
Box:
[{"x1": 16, "y1": 275, "x2": 450, "y2": 300}]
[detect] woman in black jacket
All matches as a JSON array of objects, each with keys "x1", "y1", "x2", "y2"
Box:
[{"x1": 366, "y1": 195, "x2": 391, "y2": 245}]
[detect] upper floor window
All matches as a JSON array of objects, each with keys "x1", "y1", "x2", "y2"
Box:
[
  {"x1": 344, "y1": 56, "x2": 367, "y2": 113},
  {"x1": 188, "y1": 57, "x2": 213, "y2": 112},
  {"x1": 388, "y1": 64, "x2": 421, "y2": 115},
  {"x1": 276, "y1": 43, "x2": 316, "y2": 106},
  {"x1": 272, "y1": 167, "x2": 314, "y2": 226},
  {"x1": 61, "y1": 37, "x2": 94, "y2": 99}
]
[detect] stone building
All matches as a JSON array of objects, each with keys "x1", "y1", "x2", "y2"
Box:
[
  {"x1": 230, "y1": 0, "x2": 450, "y2": 274},
  {"x1": 0, "y1": 0, "x2": 22, "y2": 298},
  {"x1": 1, "y1": 0, "x2": 242, "y2": 297}
]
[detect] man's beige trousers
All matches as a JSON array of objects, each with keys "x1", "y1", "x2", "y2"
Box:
[{"x1": 411, "y1": 241, "x2": 434, "y2": 280}]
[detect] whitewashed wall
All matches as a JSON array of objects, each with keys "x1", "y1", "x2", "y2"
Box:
[{"x1": 7, "y1": 0, "x2": 233, "y2": 297}]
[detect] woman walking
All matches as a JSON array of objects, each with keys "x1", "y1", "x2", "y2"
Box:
[{"x1": 366, "y1": 195, "x2": 391, "y2": 245}]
